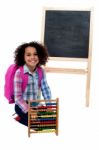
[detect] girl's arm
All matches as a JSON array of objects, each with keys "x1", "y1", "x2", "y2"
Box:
[
  {"x1": 14, "y1": 69, "x2": 28, "y2": 113},
  {"x1": 41, "y1": 70, "x2": 52, "y2": 101}
]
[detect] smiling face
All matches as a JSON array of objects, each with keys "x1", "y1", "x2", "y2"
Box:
[{"x1": 24, "y1": 46, "x2": 39, "y2": 72}]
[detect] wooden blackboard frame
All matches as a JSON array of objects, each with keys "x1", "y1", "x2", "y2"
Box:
[{"x1": 41, "y1": 7, "x2": 93, "y2": 107}]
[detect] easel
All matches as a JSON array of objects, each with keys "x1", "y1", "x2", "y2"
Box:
[
  {"x1": 45, "y1": 57, "x2": 92, "y2": 107},
  {"x1": 41, "y1": 7, "x2": 93, "y2": 107},
  {"x1": 28, "y1": 98, "x2": 59, "y2": 137}
]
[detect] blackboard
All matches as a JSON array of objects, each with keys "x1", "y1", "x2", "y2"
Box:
[{"x1": 44, "y1": 10, "x2": 91, "y2": 58}]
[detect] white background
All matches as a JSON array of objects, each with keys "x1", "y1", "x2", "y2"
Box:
[{"x1": 0, "y1": 0, "x2": 99, "y2": 150}]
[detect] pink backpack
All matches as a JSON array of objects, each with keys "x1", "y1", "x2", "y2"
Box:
[{"x1": 4, "y1": 64, "x2": 43, "y2": 104}]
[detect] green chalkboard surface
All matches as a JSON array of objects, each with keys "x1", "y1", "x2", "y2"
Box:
[{"x1": 44, "y1": 10, "x2": 90, "y2": 58}]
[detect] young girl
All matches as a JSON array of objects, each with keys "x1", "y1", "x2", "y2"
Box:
[{"x1": 14, "y1": 41, "x2": 52, "y2": 126}]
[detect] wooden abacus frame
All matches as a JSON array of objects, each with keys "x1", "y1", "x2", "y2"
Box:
[{"x1": 28, "y1": 98, "x2": 59, "y2": 137}]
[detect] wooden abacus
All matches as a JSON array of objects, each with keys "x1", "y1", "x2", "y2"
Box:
[{"x1": 28, "y1": 98, "x2": 59, "y2": 137}]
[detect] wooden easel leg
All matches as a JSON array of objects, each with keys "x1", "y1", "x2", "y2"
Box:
[
  {"x1": 86, "y1": 8, "x2": 93, "y2": 107},
  {"x1": 86, "y1": 67, "x2": 91, "y2": 107},
  {"x1": 86, "y1": 83, "x2": 90, "y2": 107}
]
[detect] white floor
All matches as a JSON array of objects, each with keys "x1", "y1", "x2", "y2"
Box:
[{"x1": 0, "y1": 72, "x2": 99, "y2": 150}]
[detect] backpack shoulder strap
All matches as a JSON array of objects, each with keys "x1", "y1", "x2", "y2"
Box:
[
  {"x1": 19, "y1": 66, "x2": 28, "y2": 92},
  {"x1": 37, "y1": 66, "x2": 43, "y2": 87}
]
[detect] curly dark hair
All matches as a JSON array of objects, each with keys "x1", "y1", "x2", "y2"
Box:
[{"x1": 14, "y1": 41, "x2": 49, "y2": 66}]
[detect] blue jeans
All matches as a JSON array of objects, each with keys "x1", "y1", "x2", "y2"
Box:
[{"x1": 15, "y1": 104, "x2": 28, "y2": 126}]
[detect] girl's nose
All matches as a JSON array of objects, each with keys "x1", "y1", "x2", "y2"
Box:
[{"x1": 31, "y1": 54, "x2": 35, "y2": 59}]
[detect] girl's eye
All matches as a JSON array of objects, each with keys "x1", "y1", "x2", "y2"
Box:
[
  {"x1": 34, "y1": 53, "x2": 38, "y2": 56},
  {"x1": 26, "y1": 53, "x2": 38, "y2": 56},
  {"x1": 26, "y1": 54, "x2": 31, "y2": 56}
]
